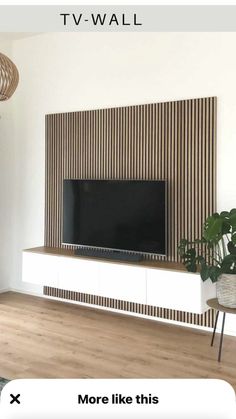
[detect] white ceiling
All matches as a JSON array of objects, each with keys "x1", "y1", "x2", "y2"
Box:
[{"x1": 0, "y1": 33, "x2": 42, "y2": 42}]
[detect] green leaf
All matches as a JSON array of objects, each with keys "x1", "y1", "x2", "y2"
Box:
[
  {"x1": 185, "y1": 262, "x2": 197, "y2": 273},
  {"x1": 200, "y1": 263, "x2": 210, "y2": 281},
  {"x1": 232, "y1": 233, "x2": 236, "y2": 245},
  {"x1": 209, "y1": 266, "x2": 222, "y2": 283},
  {"x1": 185, "y1": 248, "x2": 196, "y2": 258},
  {"x1": 203, "y1": 214, "x2": 223, "y2": 243},
  {"x1": 229, "y1": 210, "x2": 236, "y2": 233},
  {"x1": 222, "y1": 254, "x2": 236, "y2": 263},
  {"x1": 200, "y1": 263, "x2": 222, "y2": 283},
  {"x1": 220, "y1": 211, "x2": 230, "y2": 217},
  {"x1": 179, "y1": 245, "x2": 198, "y2": 273},
  {"x1": 227, "y1": 241, "x2": 236, "y2": 255},
  {"x1": 222, "y1": 221, "x2": 231, "y2": 234},
  {"x1": 221, "y1": 254, "x2": 236, "y2": 273}
]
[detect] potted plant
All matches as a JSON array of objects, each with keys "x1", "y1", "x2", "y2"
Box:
[{"x1": 178, "y1": 209, "x2": 236, "y2": 308}]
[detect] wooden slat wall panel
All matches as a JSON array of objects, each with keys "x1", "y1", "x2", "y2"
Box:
[
  {"x1": 44, "y1": 286, "x2": 216, "y2": 328},
  {"x1": 44, "y1": 97, "x2": 217, "y2": 327},
  {"x1": 45, "y1": 97, "x2": 217, "y2": 262}
]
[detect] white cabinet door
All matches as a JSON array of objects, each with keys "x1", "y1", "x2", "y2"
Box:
[
  {"x1": 146, "y1": 269, "x2": 203, "y2": 313},
  {"x1": 22, "y1": 252, "x2": 59, "y2": 287},
  {"x1": 98, "y1": 262, "x2": 146, "y2": 304},
  {"x1": 58, "y1": 257, "x2": 100, "y2": 295}
]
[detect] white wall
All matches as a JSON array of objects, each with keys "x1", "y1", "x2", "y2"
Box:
[
  {"x1": 1, "y1": 32, "x2": 236, "y2": 331},
  {"x1": 0, "y1": 40, "x2": 15, "y2": 292}
]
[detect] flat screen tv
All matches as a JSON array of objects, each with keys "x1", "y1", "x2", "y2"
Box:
[{"x1": 63, "y1": 180, "x2": 166, "y2": 256}]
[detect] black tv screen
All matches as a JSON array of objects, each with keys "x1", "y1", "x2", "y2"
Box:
[{"x1": 63, "y1": 180, "x2": 166, "y2": 255}]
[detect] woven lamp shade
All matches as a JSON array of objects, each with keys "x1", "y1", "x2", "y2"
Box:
[{"x1": 0, "y1": 52, "x2": 19, "y2": 101}]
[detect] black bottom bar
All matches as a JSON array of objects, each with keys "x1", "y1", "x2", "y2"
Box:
[{"x1": 74, "y1": 247, "x2": 143, "y2": 262}]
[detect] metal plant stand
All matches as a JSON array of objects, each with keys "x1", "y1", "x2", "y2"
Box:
[{"x1": 207, "y1": 298, "x2": 236, "y2": 362}]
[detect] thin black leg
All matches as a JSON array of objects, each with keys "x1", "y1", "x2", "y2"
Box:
[
  {"x1": 218, "y1": 312, "x2": 226, "y2": 362},
  {"x1": 211, "y1": 310, "x2": 219, "y2": 346}
]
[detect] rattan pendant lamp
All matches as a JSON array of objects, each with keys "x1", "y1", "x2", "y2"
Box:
[{"x1": 0, "y1": 52, "x2": 19, "y2": 101}]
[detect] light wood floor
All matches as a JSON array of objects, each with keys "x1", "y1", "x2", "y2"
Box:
[{"x1": 0, "y1": 292, "x2": 236, "y2": 389}]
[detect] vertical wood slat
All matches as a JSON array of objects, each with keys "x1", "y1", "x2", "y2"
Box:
[
  {"x1": 44, "y1": 97, "x2": 217, "y2": 327},
  {"x1": 44, "y1": 286, "x2": 216, "y2": 328},
  {"x1": 45, "y1": 97, "x2": 217, "y2": 263}
]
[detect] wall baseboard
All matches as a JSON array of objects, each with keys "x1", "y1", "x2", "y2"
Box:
[
  {"x1": 9, "y1": 287, "x2": 44, "y2": 298},
  {"x1": 0, "y1": 287, "x2": 10, "y2": 294}
]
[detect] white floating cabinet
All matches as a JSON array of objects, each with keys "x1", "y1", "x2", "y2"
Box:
[{"x1": 22, "y1": 247, "x2": 216, "y2": 315}]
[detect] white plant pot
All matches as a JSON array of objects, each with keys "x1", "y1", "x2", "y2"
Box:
[{"x1": 216, "y1": 274, "x2": 236, "y2": 308}]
